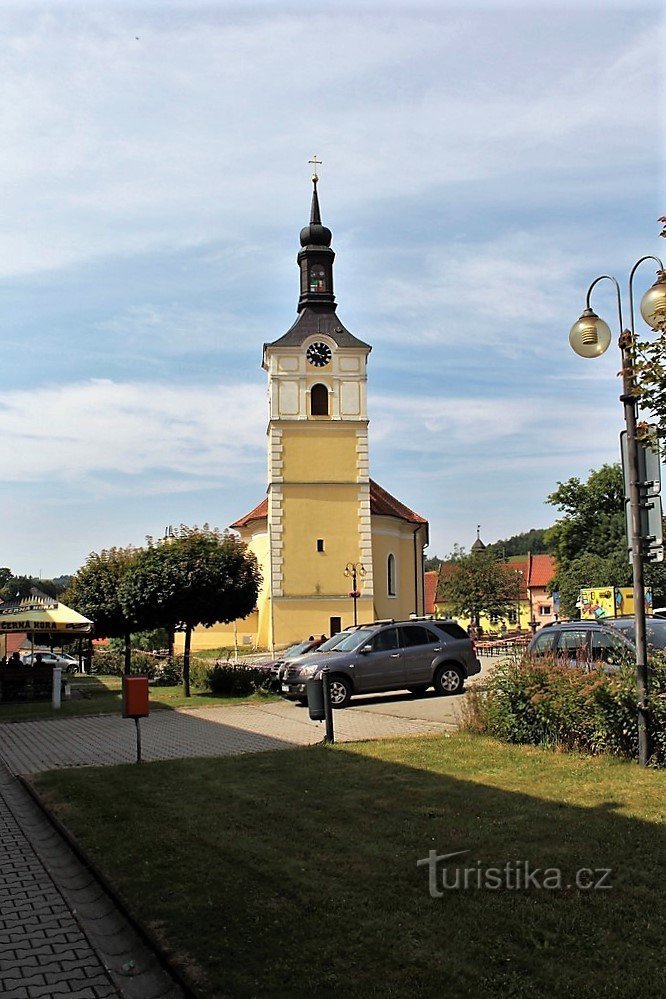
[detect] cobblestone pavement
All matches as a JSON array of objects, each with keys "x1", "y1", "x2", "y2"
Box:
[
  {"x1": 0, "y1": 698, "x2": 455, "y2": 776},
  {"x1": 0, "y1": 763, "x2": 184, "y2": 998}
]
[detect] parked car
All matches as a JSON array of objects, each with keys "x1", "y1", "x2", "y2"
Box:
[
  {"x1": 20, "y1": 651, "x2": 80, "y2": 673},
  {"x1": 527, "y1": 617, "x2": 666, "y2": 667},
  {"x1": 253, "y1": 636, "x2": 327, "y2": 686},
  {"x1": 274, "y1": 627, "x2": 363, "y2": 683},
  {"x1": 280, "y1": 618, "x2": 481, "y2": 708}
]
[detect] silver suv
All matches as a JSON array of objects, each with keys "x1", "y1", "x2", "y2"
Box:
[{"x1": 280, "y1": 618, "x2": 481, "y2": 708}]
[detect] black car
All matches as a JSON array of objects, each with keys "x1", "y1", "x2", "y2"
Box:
[{"x1": 528, "y1": 617, "x2": 666, "y2": 667}]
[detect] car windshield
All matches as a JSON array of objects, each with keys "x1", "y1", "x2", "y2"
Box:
[
  {"x1": 328, "y1": 628, "x2": 376, "y2": 652},
  {"x1": 283, "y1": 641, "x2": 314, "y2": 658},
  {"x1": 609, "y1": 618, "x2": 666, "y2": 650},
  {"x1": 317, "y1": 632, "x2": 354, "y2": 652}
]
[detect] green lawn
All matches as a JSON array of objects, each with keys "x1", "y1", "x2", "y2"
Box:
[
  {"x1": 0, "y1": 674, "x2": 277, "y2": 722},
  {"x1": 34, "y1": 734, "x2": 665, "y2": 998}
]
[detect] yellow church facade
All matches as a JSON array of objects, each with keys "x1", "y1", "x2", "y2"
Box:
[{"x1": 186, "y1": 174, "x2": 429, "y2": 652}]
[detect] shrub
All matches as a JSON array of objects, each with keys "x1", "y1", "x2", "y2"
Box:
[
  {"x1": 151, "y1": 656, "x2": 184, "y2": 687},
  {"x1": 90, "y1": 650, "x2": 165, "y2": 679},
  {"x1": 206, "y1": 663, "x2": 270, "y2": 697},
  {"x1": 465, "y1": 652, "x2": 666, "y2": 767}
]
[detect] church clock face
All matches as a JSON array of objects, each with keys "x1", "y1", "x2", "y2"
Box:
[{"x1": 306, "y1": 341, "x2": 332, "y2": 368}]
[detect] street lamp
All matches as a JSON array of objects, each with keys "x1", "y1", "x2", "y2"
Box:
[
  {"x1": 344, "y1": 561, "x2": 366, "y2": 626},
  {"x1": 569, "y1": 256, "x2": 666, "y2": 767}
]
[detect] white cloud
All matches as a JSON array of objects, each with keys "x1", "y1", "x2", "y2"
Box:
[
  {"x1": 0, "y1": 8, "x2": 658, "y2": 278},
  {"x1": 0, "y1": 379, "x2": 266, "y2": 487}
]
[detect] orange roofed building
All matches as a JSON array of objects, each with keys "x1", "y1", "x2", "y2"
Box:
[{"x1": 436, "y1": 552, "x2": 556, "y2": 634}]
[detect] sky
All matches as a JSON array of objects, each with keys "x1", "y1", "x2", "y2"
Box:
[{"x1": 0, "y1": 0, "x2": 664, "y2": 578}]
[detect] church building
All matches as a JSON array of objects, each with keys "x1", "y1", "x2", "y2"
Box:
[{"x1": 196, "y1": 172, "x2": 429, "y2": 651}]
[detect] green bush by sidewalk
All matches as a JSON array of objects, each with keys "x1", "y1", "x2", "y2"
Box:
[
  {"x1": 464, "y1": 653, "x2": 666, "y2": 766},
  {"x1": 206, "y1": 663, "x2": 272, "y2": 696}
]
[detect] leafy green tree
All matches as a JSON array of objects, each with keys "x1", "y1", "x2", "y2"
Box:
[
  {"x1": 545, "y1": 462, "x2": 666, "y2": 615},
  {"x1": 120, "y1": 526, "x2": 261, "y2": 696},
  {"x1": 634, "y1": 223, "x2": 666, "y2": 442},
  {"x1": 438, "y1": 546, "x2": 522, "y2": 633},
  {"x1": 424, "y1": 556, "x2": 443, "y2": 572},
  {"x1": 545, "y1": 464, "x2": 626, "y2": 565},
  {"x1": 635, "y1": 319, "x2": 666, "y2": 443},
  {"x1": 65, "y1": 548, "x2": 140, "y2": 673}
]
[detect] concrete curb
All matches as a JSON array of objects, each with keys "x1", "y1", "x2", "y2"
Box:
[{"x1": 18, "y1": 774, "x2": 202, "y2": 999}]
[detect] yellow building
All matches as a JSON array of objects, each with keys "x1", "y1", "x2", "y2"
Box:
[{"x1": 189, "y1": 175, "x2": 429, "y2": 652}]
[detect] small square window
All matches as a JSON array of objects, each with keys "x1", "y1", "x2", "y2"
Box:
[{"x1": 316, "y1": 539, "x2": 325, "y2": 553}]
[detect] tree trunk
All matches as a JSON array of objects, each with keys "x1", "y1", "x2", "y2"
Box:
[
  {"x1": 124, "y1": 629, "x2": 131, "y2": 675},
  {"x1": 183, "y1": 625, "x2": 191, "y2": 698},
  {"x1": 168, "y1": 626, "x2": 175, "y2": 662}
]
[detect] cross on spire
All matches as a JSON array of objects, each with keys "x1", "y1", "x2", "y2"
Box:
[{"x1": 309, "y1": 154, "x2": 322, "y2": 181}]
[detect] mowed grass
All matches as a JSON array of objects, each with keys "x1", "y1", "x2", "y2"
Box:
[
  {"x1": 0, "y1": 674, "x2": 277, "y2": 722},
  {"x1": 34, "y1": 733, "x2": 665, "y2": 998}
]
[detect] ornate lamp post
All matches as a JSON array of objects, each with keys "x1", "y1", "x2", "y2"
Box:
[
  {"x1": 569, "y1": 256, "x2": 666, "y2": 766},
  {"x1": 344, "y1": 562, "x2": 366, "y2": 627}
]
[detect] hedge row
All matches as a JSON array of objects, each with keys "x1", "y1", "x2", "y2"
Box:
[
  {"x1": 463, "y1": 654, "x2": 666, "y2": 767},
  {"x1": 90, "y1": 651, "x2": 271, "y2": 696}
]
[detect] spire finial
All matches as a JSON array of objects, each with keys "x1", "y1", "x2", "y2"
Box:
[
  {"x1": 309, "y1": 154, "x2": 322, "y2": 182},
  {"x1": 477, "y1": 524, "x2": 481, "y2": 541}
]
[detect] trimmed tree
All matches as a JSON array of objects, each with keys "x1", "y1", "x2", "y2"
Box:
[
  {"x1": 119, "y1": 526, "x2": 261, "y2": 696},
  {"x1": 438, "y1": 546, "x2": 521, "y2": 635},
  {"x1": 65, "y1": 547, "x2": 140, "y2": 673}
]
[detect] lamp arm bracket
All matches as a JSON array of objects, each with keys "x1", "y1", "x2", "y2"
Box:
[
  {"x1": 629, "y1": 255, "x2": 665, "y2": 332},
  {"x1": 586, "y1": 274, "x2": 623, "y2": 330}
]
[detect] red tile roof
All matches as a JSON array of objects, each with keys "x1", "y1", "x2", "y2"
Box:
[
  {"x1": 425, "y1": 571, "x2": 438, "y2": 614},
  {"x1": 230, "y1": 480, "x2": 428, "y2": 530},
  {"x1": 369, "y1": 480, "x2": 428, "y2": 525},
  {"x1": 229, "y1": 497, "x2": 268, "y2": 529},
  {"x1": 528, "y1": 553, "x2": 556, "y2": 588}
]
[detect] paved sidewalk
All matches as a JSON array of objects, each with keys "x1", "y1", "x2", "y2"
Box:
[
  {"x1": 0, "y1": 699, "x2": 454, "y2": 776},
  {"x1": 0, "y1": 763, "x2": 185, "y2": 998}
]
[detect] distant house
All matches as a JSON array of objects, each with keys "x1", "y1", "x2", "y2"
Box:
[
  {"x1": 424, "y1": 570, "x2": 438, "y2": 616},
  {"x1": 435, "y1": 552, "x2": 556, "y2": 634}
]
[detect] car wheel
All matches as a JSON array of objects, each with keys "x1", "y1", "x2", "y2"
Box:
[
  {"x1": 327, "y1": 675, "x2": 352, "y2": 708},
  {"x1": 407, "y1": 685, "x2": 429, "y2": 696},
  {"x1": 434, "y1": 664, "x2": 464, "y2": 696}
]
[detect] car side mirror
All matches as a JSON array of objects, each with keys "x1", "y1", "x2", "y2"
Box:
[{"x1": 359, "y1": 644, "x2": 373, "y2": 654}]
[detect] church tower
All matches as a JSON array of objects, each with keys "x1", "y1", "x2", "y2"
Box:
[
  {"x1": 262, "y1": 167, "x2": 374, "y2": 643},
  {"x1": 185, "y1": 169, "x2": 429, "y2": 654}
]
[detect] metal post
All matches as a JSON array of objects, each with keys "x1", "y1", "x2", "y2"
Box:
[
  {"x1": 134, "y1": 716, "x2": 142, "y2": 764},
  {"x1": 572, "y1": 259, "x2": 664, "y2": 767},
  {"x1": 619, "y1": 330, "x2": 650, "y2": 766},
  {"x1": 321, "y1": 668, "x2": 334, "y2": 744},
  {"x1": 352, "y1": 566, "x2": 358, "y2": 626},
  {"x1": 52, "y1": 667, "x2": 62, "y2": 710}
]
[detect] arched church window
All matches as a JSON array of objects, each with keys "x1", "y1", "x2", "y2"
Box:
[
  {"x1": 387, "y1": 553, "x2": 396, "y2": 596},
  {"x1": 310, "y1": 383, "x2": 329, "y2": 416},
  {"x1": 309, "y1": 264, "x2": 327, "y2": 293}
]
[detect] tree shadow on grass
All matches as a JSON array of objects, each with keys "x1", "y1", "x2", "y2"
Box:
[{"x1": 35, "y1": 736, "x2": 666, "y2": 999}]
